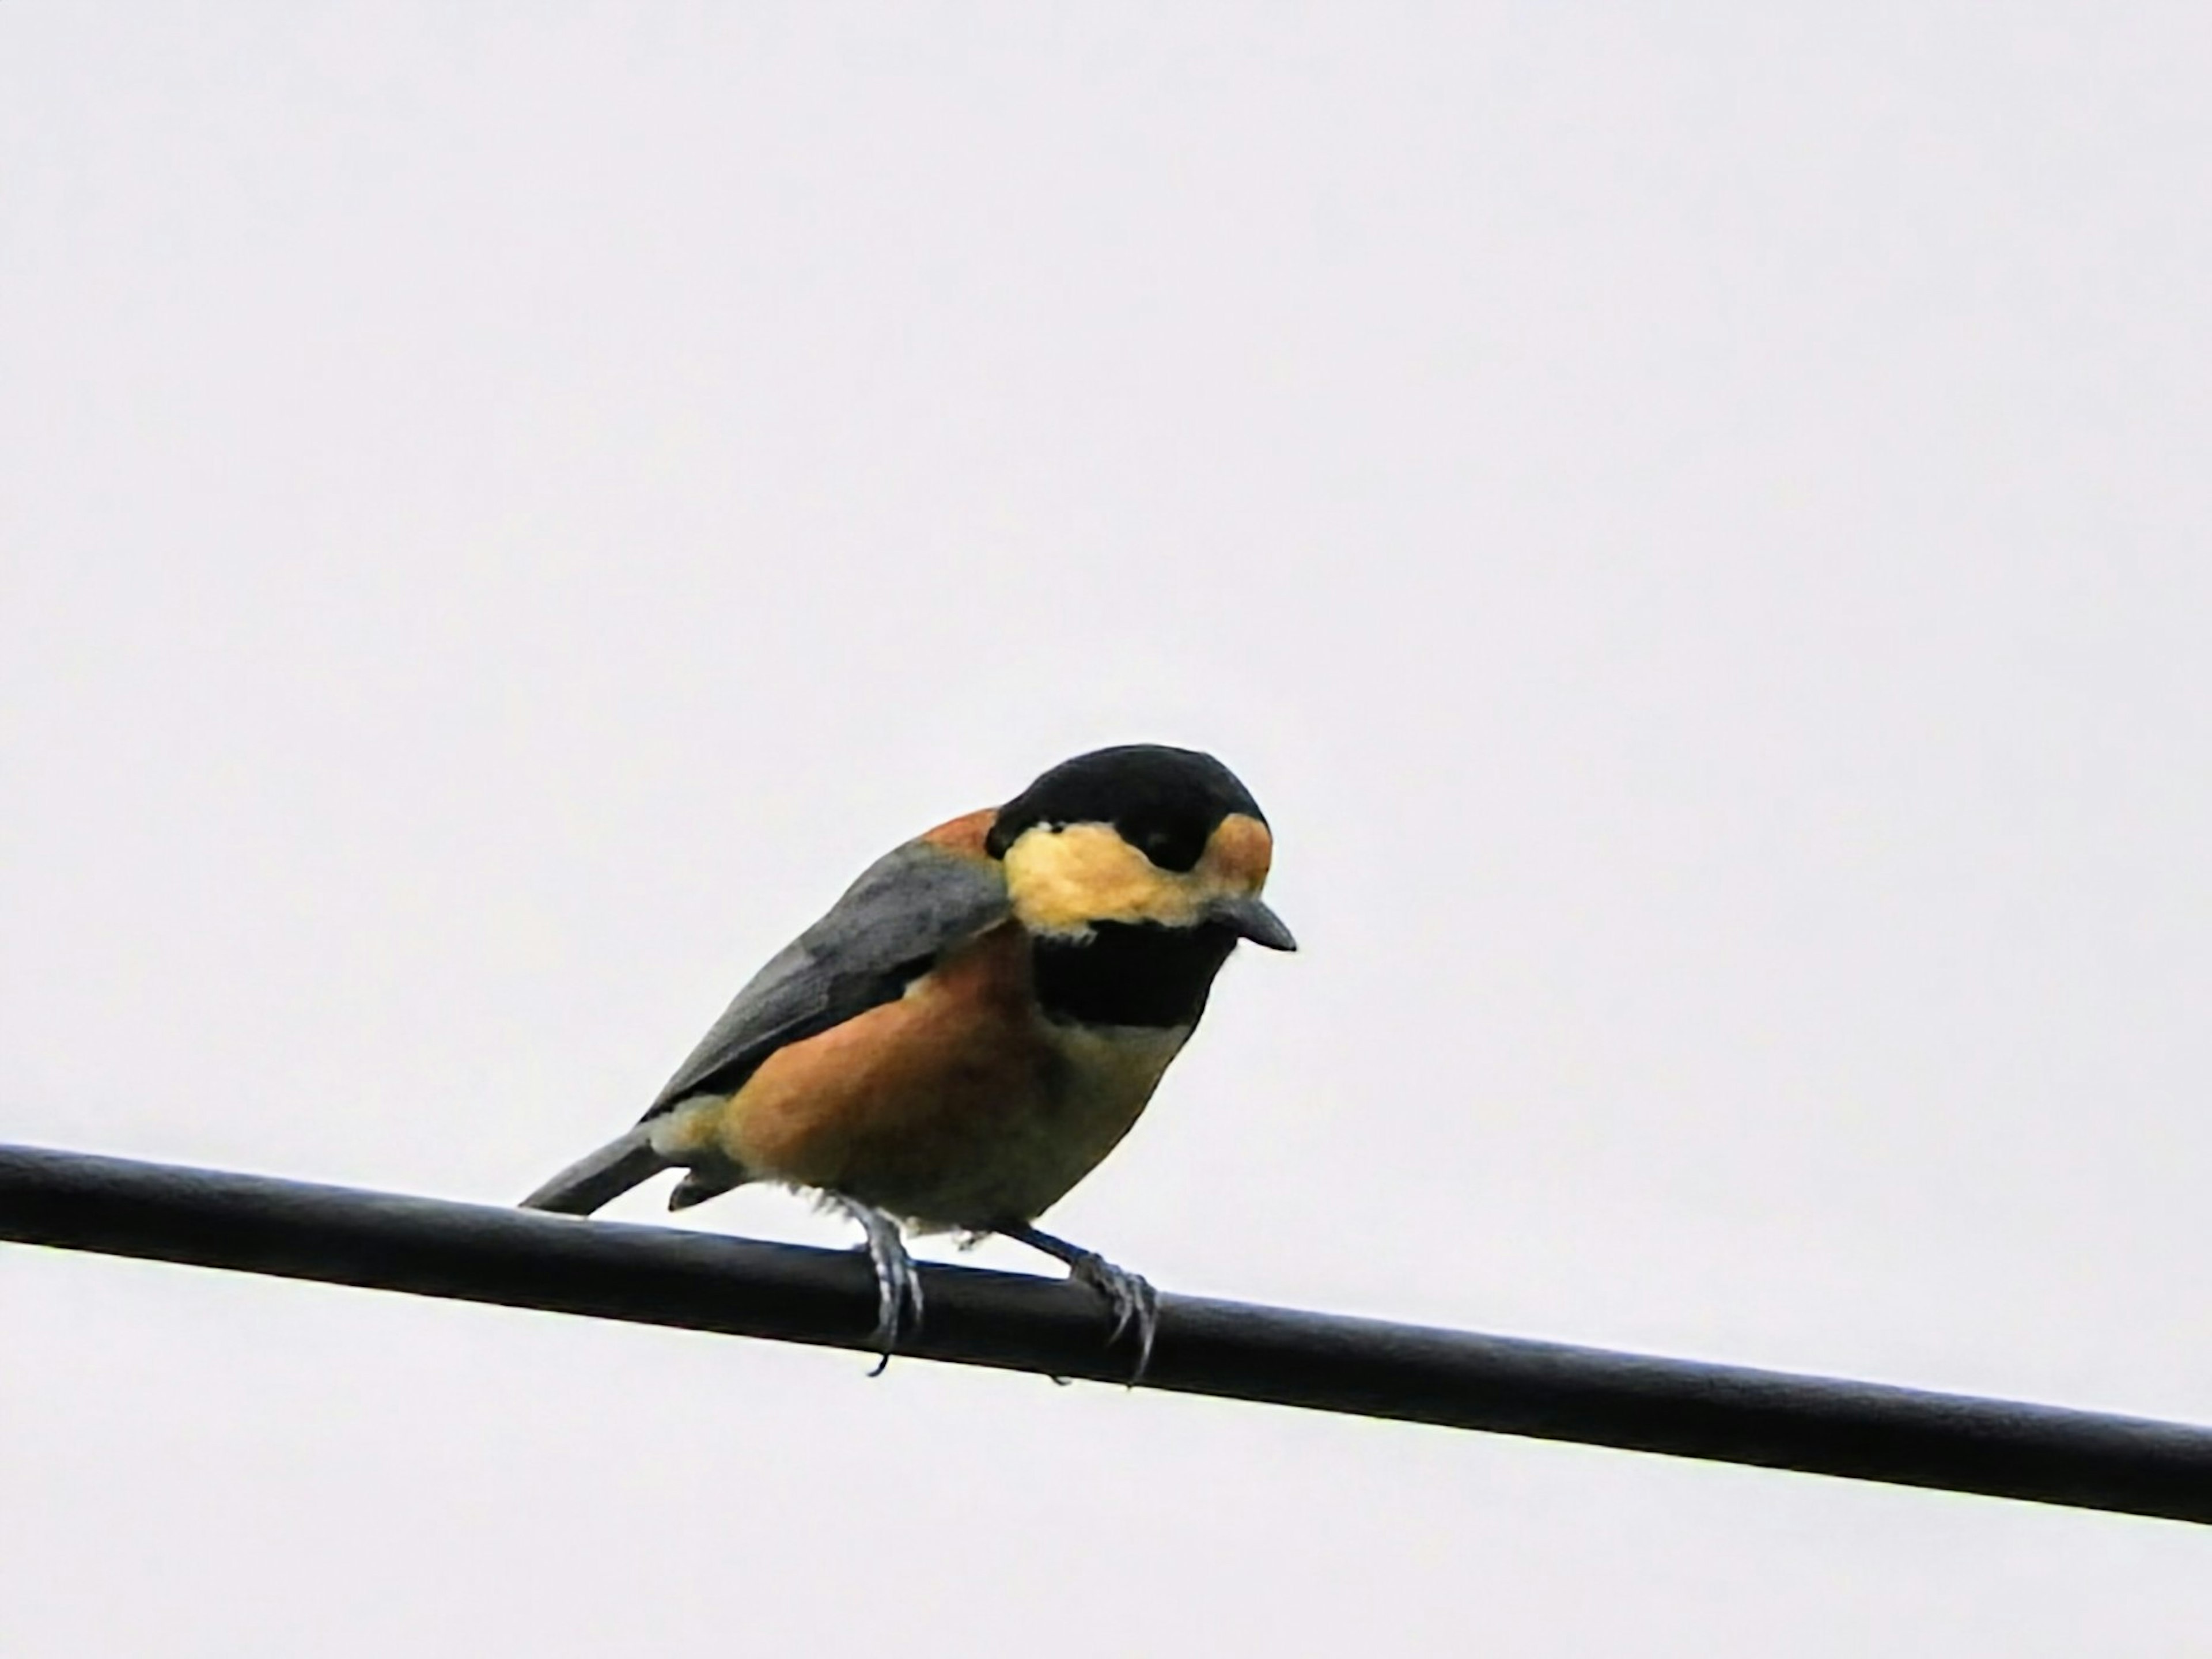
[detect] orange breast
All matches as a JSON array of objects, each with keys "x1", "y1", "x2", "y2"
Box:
[
  {"x1": 708, "y1": 916, "x2": 1183, "y2": 1227},
  {"x1": 715, "y1": 922, "x2": 1057, "y2": 1222}
]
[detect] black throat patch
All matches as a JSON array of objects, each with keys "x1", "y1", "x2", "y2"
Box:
[{"x1": 1031, "y1": 921, "x2": 1240, "y2": 1029}]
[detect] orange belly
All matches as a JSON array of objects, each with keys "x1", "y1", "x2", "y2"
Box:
[{"x1": 698, "y1": 923, "x2": 1183, "y2": 1226}]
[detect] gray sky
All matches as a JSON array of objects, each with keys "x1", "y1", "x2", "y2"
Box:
[{"x1": 5, "y1": 6, "x2": 2211, "y2": 1653}]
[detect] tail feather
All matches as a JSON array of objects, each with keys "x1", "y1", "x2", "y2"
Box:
[
  {"x1": 666, "y1": 1168, "x2": 745, "y2": 1211},
  {"x1": 520, "y1": 1126, "x2": 669, "y2": 1216}
]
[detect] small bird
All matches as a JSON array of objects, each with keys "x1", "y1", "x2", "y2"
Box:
[{"x1": 521, "y1": 743, "x2": 1294, "y2": 1373}]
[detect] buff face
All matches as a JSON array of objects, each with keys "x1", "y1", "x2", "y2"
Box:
[{"x1": 1000, "y1": 811, "x2": 1275, "y2": 938}]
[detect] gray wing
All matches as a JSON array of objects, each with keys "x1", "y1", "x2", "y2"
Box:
[{"x1": 642, "y1": 838, "x2": 1010, "y2": 1116}]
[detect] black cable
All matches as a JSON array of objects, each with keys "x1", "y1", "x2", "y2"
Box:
[{"x1": 0, "y1": 1141, "x2": 2205, "y2": 1524}]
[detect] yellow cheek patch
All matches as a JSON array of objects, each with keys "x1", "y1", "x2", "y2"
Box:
[
  {"x1": 1004, "y1": 823, "x2": 1198, "y2": 935},
  {"x1": 1002, "y1": 815, "x2": 1275, "y2": 937}
]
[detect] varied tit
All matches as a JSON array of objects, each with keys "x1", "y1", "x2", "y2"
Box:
[{"x1": 521, "y1": 743, "x2": 1294, "y2": 1374}]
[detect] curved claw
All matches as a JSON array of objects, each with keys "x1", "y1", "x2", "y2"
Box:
[
  {"x1": 1069, "y1": 1253, "x2": 1160, "y2": 1381},
  {"x1": 999, "y1": 1223, "x2": 1160, "y2": 1382},
  {"x1": 829, "y1": 1195, "x2": 923, "y2": 1373}
]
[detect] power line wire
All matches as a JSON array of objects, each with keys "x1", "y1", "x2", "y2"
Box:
[{"x1": 0, "y1": 1142, "x2": 2205, "y2": 1524}]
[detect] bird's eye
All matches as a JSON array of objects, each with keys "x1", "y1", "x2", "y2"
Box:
[{"x1": 1136, "y1": 825, "x2": 1202, "y2": 871}]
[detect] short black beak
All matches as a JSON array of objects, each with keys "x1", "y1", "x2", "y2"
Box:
[{"x1": 1209, "y1": 893, "x2": 1298, "y2": 952}]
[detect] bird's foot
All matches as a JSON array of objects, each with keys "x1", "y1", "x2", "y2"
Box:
[
  {"x1": 1070, "y1": 1252, "x2": 1160, "y2": 1378},
  {"x1": 828, "y1": 1195, "x2": 923, "y2": 1374},
  {"x1": 1001, "y1": 1224, "x2": 1160, "y2": 1382}
]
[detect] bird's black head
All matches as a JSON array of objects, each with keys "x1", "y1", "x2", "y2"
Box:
[
  {"x1": 986, "y1": 745, "x2": 1294, "y2": 961},
  {"x1": 986, "y1": 744, "x2": 1266, "y2": 872}
]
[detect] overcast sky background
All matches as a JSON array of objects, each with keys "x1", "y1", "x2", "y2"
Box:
[{"x1": 6, "y1": 6, "x2": 2212, "y2": 1653}]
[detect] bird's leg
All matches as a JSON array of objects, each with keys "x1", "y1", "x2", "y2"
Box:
[
  {"x1": 827, "y1": 1194, "x2": 923, "y2": 1374},
  {"x1": 1000, "y1": 1223, "x2": 1160, "y2": 1381}
]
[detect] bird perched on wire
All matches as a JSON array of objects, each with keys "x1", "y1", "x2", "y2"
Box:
[{"x1": 521, "y1": 743, "x2": 1294, "y2": 1374}]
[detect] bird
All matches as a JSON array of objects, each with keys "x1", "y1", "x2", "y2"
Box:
[{"x1": 520, "y1": 743, "x2": 1294, "y2": 1375}]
